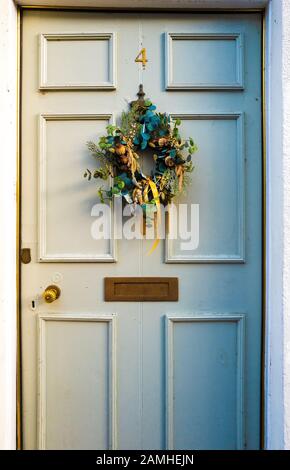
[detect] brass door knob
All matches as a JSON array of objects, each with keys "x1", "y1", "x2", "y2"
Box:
[{"x1": 42, "y1": 285, "x2": 61, "y2": 303}]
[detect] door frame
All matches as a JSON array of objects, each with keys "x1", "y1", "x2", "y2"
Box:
[{"x1": 1, "y1": 0, "x2": 288, "y2": 450}]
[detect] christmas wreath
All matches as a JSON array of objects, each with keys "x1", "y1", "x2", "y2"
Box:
[{"x1": 84, "y1": 86, "x2": 197, "y2": 211}]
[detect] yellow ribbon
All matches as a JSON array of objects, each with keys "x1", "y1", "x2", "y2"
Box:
[{"x1": 147, "y1": 179, "x2": 161, "y2": 255}]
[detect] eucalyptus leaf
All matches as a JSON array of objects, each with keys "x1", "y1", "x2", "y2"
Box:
[
  {"x1": 141, "y1": 140, "x2": 148, "y2": 150},
  {"x1": 141, "y1": 132, "x2": 150, "y2": 140},
  {"x1": 112, "y1": 187, "x2": 121, "y2": 195}
]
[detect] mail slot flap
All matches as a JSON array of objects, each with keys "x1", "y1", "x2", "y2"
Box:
[{"x1": 104, "y1": 277, "x2": 179, "y2": 302}]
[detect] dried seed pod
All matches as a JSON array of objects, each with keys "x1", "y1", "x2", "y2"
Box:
[
  {"x1": 116, "y1": 144, "x2": 126, "y2": 156},
  {"x1": 175, "y1": 164, "x2": 184, "y2": 176},
  {"x1": 131, "y1": 158, "x2": 137, "y2": 173},
  {"x1": 143, "y1": 183, "x2": 149, "y2": 203},
  {"x1": 120, "y1": 155, "x2": 129, "y2": 164},
  {"x1": 158, "y1": 138, "x2": 167, "y2": 147},
  {"x1": 165, "y1": 156, "x2": 175, "y2": 167},
  {"x1": 126, "y1": 148, "x2": 133, "y2": 169},
  {"x1": 133, "y1": 188, "x2": 143, "y2": 205},
  {"x1": 175, "y1": 165, "x2": 185, "y2": 191}
]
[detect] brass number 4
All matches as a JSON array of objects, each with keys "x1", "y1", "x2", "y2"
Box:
[{"x1": 135, "y1": 48, "x2": 148, "y2": 69}]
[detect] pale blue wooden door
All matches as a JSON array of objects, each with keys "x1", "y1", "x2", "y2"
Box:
[{"x1": 22, "y1": 11, "x2": 262, "y2": 450}]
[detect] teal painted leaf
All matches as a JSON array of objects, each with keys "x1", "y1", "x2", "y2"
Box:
[
  {"x1": 141, "y1": 132, "x2": 150, "y2": 140},
  {"x1": 141, "y1": 140, "x2": 148, "y2": 150}
]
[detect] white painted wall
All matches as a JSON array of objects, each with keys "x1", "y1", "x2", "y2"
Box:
[
  {"x1": 280, "y1": 0, "x2": 290, "y2": 450},
  {"x1": 0, "y1": 0, "x2": 290, "y2": 450},
  {"x1": 263, "y1": 0, "x2": 290, "y2": 450},
  {"x1": 0, "y1": 0, "x2": 18, "y2": 451}
]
